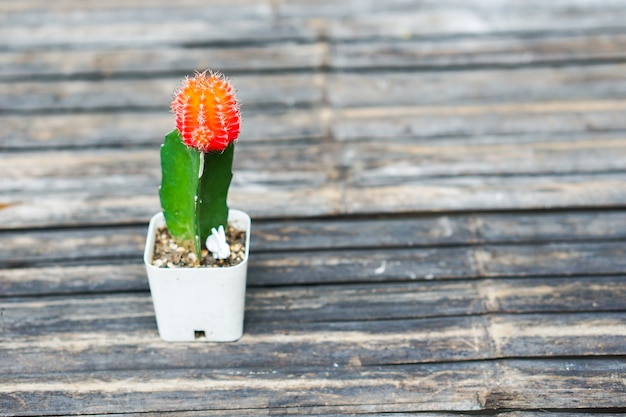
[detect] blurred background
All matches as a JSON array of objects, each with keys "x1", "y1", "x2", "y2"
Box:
[{"x1": 2, "y1": 0, "x2": 626, "y2": 226}]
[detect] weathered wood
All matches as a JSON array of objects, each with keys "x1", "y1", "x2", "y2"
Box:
[
  {"x1": 0, "y1": 186, "x2": 344, "y2": 229},
  {"x1": 332, "y1": 101, "x2": 626, "y2": 141},
  {"x1": 0, "y1": 362, "x2": 495, "y2": 415},
  {"x1": 5, "y1": 65, "x2": 626, "y2": 113},
  {"x1": 345, "y1": 173, "x2": 626, "y2": 213},
  {"x1": 279, "y1": 0, "x2": 626, "y2": 20},
  {"x1": 325, "y1": 11, "x2": 626, "y2": 42},
  {"x1": 474, "y1": 211, "x2": 626, "y2": 243},
  {"x1": 4, "y1": 134, "x2": 626, "y2": 227},
  {"x1": 44, "y1": 412, "x2": 626, "y2": 417},
  {"x1": 331, "y1": 34, "x2": 626, "y2": 70},
  {"x1": 0, "y1": 0, "x2": 272, "y2": 26},
  {"x1": 0, "y1": 74, "x2": 323, "y2": 113},
  {"x1": 1, "y1": 359, "x2": 624, "y2": 415},
  {"x1": 250, "y1": 241, "x2": 626, "y2": 285},
  {"x1": 484, "y1": 359, "x2": 626, "y2": 410},
  {"x1": 2, "y1": 1, "x2": 625, "y2": 415},
  {"x1": 4, "y1": 34, "x2": 626, "y2": 81},
  {"x1": 3, "y1": 103, "x2": 625, "y2": 152},
  {"x1": 343, "y1": 135, "x2": 626, "y2": 179},
  {"x1": 6, "y1": 135, "x2": 626, "y2": 195},
  {"x1": 0, "y1": 19, "x2": 317, "y2": 51},
  {"x1": 0, "y1": 302, "x2": 492, "y2": 372},
  {"x1": 3, "y1": 276, "x2": 625, "y2": 329},
  {"x1": 1, "y1": 289, "x2": 624, "y2": 373},
  {"x1": 0, "y1": 145, "x2": 336, "y2": 194},
  {"x1": 252, "y1": 210, "x2": 626, "y2": 249},
  {"x1": 0, "y1": 0, "x2": 270, "y2": 14},
  {"x1": 3, "y1": 240, "x2": 626, "y2": 296},
  {"x1": 0, "y1": 264, "x2": 148, "y2": 296},
  {"x1": 0, "y1": 216, "x2": 471, "y2": 265},
  {"x1": 4, "y1": 0, "x2": 626, "y2": 51},
  {"x1": 328, "y1": 64, "x2": 626, "y2": 108},
  {"x1": 0, "y1": 43, "x2": 327, "y2": 80},
  {"x1": 0, "y1": 110, "x2": 325, "y2": 150},
  {"x1": 249, "y1": 276, "x2": 626, "y2": 323},
  {"x1": 4, "y1": 207, "x2": 626, "y2": 296}
]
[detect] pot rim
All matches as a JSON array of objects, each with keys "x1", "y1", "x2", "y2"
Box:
[{"x1": 143, "y1": 209, "x2": 251, "y2": 272}]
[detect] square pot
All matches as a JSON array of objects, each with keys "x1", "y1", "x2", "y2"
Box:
[{"x1": 144, "y1": 209, "x2": 251, "y2": 342}]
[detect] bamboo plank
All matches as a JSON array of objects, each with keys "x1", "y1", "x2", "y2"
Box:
[
  {"x1": 4, "y1": 0, "x2": 626, "y2": 48},
  {"x1": 3, "y1": 131, "x2": 626, "y2": 227},
  {"x1": 251, "y1": 211, "x2": 626, "y2": 250},
  {"x1": 0, "y1": 218, "x2": 468, "y2": 265},
  {"x1": 251, "y1": 276, "x2": 626, "y2": 322},
  {"x1": 333, "y1": 102, "x2": 626, "y2": 141},
  {"x1": 5, "y1": 135, "x2": 626, "y2": 194},
  {"x1": 4, "y1": 205, "x2": 626, "y2": 296},
  {"x1": 330, "y1": 34, "x2": 626, "y2": 70},
  {"x1": 3, "y1": 275, "x2": 625, "y2": 329},
  {"x1": 279, "y1": 0, "x2": 626, "y2": 20},
  {"x1": 0, "y1": 362, "x2": 495, "y2": 415},
  {"x1": 22, "y1": 412, "x2": 626, "y2": 417},
  {"x1": 2, "y1": 240, "x2": 625, "y2": 296},
  {"x1": 4, "y1": 65, "x2": 626, "y2": 113},
  {"x1": 0, "y1": 19, "x2": 317, "y2": 51},
  {"x1": 0, "y1": 185, "x2": 344, "y2": 229},
  {"x1": 3, "y1": 104, "x2": 625, "y2": 151},
  {"x1": 0, "y1": 264, "x2": 148, "y2": 296},
  {"x1": 325, "y1": 11, "x2": 626, "y2": 41},
  {"x1": 1, "y1": 293, "x2": 625, "y2": 374},
  {"x1": 249, "y1": 242, "x2": 626, "y2": 285},
  {"x1": 485, "y1": 359, "x2": 626, "y2": 410},
  {"x1": 0, "y1": 145, "x2": 335, "y2": 193},
  {"x1": 0, "y1": 0, "x2": 269, "y2": 15},
  {"x1": 345, "y1": 173, "x2": 626, "y2": 213},
  {"x1": 3, "y1": 34, "x2": 626, "y2": 81},
  {"x1": 343, "y1": 135, "x2": 626, "y2": 179},
  {"x1": 0, "y1": 74, "x2": 324, "y2": 113},
  {"x1": 0, "y1": 1, "x2": 272, "y2": 26},
  {"x1": 0, "y1": 306, "x2": 492, "y2": 373},
  {"x1": 0, "y1": 110, "x2": 324, "y2": 150},
  {"x1": 2, "y1": 1, "x2": 625, "y2": 416},
  {"x1": 0, "y1": 359, "x2": 624, "y2": 415},
  {"x1": 327, "y1": 64, "x2": 626, "y2": 108},
  {"x1": 0, "y1": 43, "x2": 326, "y2": 80}
]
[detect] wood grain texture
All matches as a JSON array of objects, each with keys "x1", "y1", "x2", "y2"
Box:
[
  {"x1": 332, "y1": 101, "x2": 626, "y2": 141},
  {"x1": 0, "y1": 19, "x2": 317, "y2": 51},
  {"x1": 330, "y1": 34, "x2": 626, "y2": 69},
  {"x1": 2, "y1": 1, "x2": 626, "y2": 415},
  {"x1": 0, "y1": 110, "x2": 325, "y2": 149},
  {"x1": 3, "y1": 133, "x2": 626, "y2": 227},
  {"x1": 0, "y1": 43, "x2": 327, "y2": 80},
  {"x1": 3, "y1": 33, "x2": 626, "y2": 81},
  {"x1": 2, "y1": 241, "x2": 626, "y2": 296},
  {"x1": 0, "y1": 359, "x2": 624, "y2": 415},
  {"x1": 0, "y1": 74, "x2": 324, "y2": 112},
  {"x1": 328, "y1": 64, "x2": 626, "y2": 108},
  {"x1": 1, "y1": 294, "x2": 624, "y2": 373},
  {"x1": 345, "y1": 173, "x2": 626, "y2": 213},
  {"x1": 4, "y1": 64, "x2": 626, "y2": 113}
]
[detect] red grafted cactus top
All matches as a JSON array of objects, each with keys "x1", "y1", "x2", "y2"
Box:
[{"x1": 171, "y1": 71, "x2": 241, "y2": 153}]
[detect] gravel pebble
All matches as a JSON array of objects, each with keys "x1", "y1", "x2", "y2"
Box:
[{"x1": 151, "y1": 223, "x2": 246, "y2": 268}]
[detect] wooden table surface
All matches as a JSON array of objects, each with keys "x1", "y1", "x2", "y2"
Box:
[{"x1": 2, "y1": 0, "x2": 626, "y2": 415}]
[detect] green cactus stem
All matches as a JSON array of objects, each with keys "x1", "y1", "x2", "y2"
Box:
[{"x1": 159, "y1": 129, "x2": 234, "y2": 257}]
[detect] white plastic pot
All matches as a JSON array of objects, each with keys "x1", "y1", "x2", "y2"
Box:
[{"x1": 143, "y1": 209, "x2": 251, "y2": 342}]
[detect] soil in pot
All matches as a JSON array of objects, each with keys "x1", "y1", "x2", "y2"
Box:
[{"x1": 151, "y1": 223, "x2": 246, "y2": 268}]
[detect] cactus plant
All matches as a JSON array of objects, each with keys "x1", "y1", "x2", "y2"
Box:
[{"x1": 159, "y1": 71, "x2": 241, "y2": 259}]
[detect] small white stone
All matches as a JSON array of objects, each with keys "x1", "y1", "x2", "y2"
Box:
[{"x1": 206, "y1": 226, "x2": 231, "y2": 259}]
